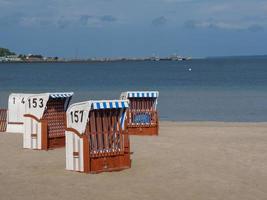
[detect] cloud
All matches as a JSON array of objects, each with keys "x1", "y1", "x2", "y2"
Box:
[
  {"x1": 0, "y1": 12, "x2": 28, "y2": 26},
  {"x1": 100, "y1": 15, "x2": 117, "y2": 22},
  {"x1": 19, "y1": 17, "x2": 39, "y2": 26},
  {"x1": 79, "y1": 15, "x2": 92, "y2": 26},
  {"x1": 0, "y1": 13, "x2": 53, "y2": 27},
  {"x1": 184, "y1": 19, "x2": 265, "y2": 32},
  {"x1": 77, "y1": 14, "x2": 118, "y2": 27},
  {"x1": 39, "y1": 19, "x2": 52, "y2": 26},
  {"x1": 152, "y1": 16, "x2": 167, "y2": 26},
  {"x1": 57, "y1": 16, "x2": 71, "y2": 29},
  {"x1": 248, "y1": 24, "x2": 264, "y2": 32},
  {"x1": 184, "y1": 20, "x2": 237, "y2": 29},
  {"x1": 184, "y1": 20, "x2": 217, "y2": 29},
  {"x1": 0, "y1": 12, "x2": 118, "y2": 29},
  {"x1": 0, "y1": 0, "x2": 266, "y2": 32},
  {"x1": 161, "y1": 0, "x2": 196, "y2": 2}
]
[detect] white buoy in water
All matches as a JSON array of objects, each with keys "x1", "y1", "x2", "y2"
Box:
[{"x1": 188, "y1": 68, "x2": 192, "y2": 71}]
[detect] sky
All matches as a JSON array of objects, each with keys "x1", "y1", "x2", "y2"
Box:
[{"x1": 0, "y1": 0, "x2": 267, "y2": 58}]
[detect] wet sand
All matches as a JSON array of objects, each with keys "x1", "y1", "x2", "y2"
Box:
[{"x1": 1, "y1": 121, "x2": 267, "y2": 200}]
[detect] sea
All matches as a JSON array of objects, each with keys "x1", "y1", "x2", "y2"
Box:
[{"x1": 1, "y1": 56, "x2": 267, "y2": 122}]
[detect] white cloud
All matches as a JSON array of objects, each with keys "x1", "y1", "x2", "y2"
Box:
[
  {"x1": 161, "y1": 0, "x2": 196, "y2": 2},
  {"x1": 1, "y1": 0, "x2": 267, "y2": 30},
  {"x1": 152, "y1": 16, "x2": 167, "y2": 26},
  {"x1": 184, "y1": 19, "x2": 265, "y2": 32}
]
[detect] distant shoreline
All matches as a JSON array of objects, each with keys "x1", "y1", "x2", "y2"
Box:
[
  {"x1": 1, "y1": 54, "x2": 267, "y2": 64},
  {"x1": 0, "y1": 59, "x2": 192, "y2": 64}
]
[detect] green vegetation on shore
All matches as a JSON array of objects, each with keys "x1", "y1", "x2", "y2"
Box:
[
  {"x1": 0, "y1": 47, "x2": 16, "y2": 57},
  {"x1": 0, "y1": 47, "x2": 60, "y2": 62}
]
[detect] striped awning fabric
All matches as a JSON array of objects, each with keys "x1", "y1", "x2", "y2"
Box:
[
  {"x1": 127, "y1": 91, "x2": 159, "y2": 98},
  {"x1": 92, "y1": 100, "x2": 129, "y2": 110},
  {"x1": 49, "y1": 92, "x2": 74, "y2": 98}
]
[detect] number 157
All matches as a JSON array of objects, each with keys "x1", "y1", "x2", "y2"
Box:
[{"x1": 70, "y1": 110, "x2": 84, "y2": 123}]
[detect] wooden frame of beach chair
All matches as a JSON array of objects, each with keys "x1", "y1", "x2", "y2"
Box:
[
  {"x1": 0, "y1": 109, "x2": 7, "y2": 132},
  {"x1": 120, "y1": 91, "x2": 159, "y2": 136},
  {"x1": 23, "y1": 92, "x2": 73, "y2": 150},
  {"x1": 65, "y1": 100, "x2": 131, "y2": 173}
]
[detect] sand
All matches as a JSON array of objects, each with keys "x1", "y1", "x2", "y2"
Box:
[{"x1": 1, "y1": 121, "x2": 267, "y2": 200}]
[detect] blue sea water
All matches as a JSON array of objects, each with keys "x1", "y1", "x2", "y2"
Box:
[{"x1": 1, "y1": 56, "x2": 267, "y2": 122}]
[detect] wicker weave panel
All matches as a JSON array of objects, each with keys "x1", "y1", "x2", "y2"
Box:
[
  {"x1": 43, "y1": 99, "x2": 66, "y2": 138},
  {"x1": 0, "y1": 109, "x2": 7, "y2": 132},
  {"x1": 85, "y1": 109, "x2": 124, "y2": 157}
]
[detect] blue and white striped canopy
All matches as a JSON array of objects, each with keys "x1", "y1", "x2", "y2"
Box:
[
  {"x1": 127, "y1": 91, "x2": 159, "y2": 98},
  {"x1": 92, "y1": 100, "x2": 129, "y2": 110},
  {"x1": 49, "y1": 92, "x2": 74, "y2": 98}
]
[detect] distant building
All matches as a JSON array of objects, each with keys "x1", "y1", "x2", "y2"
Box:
[
  {"x1": 43, "y1": 56, "x2": 62, "y2": 62},
  {"x1": 6, "y1": 55, "x2": 22, "y2": 62},
  {"x1": 0, "y1": 55, "x2": 22, "y2": 62},
  {"x1": 26, "y1": 54, "x2": 43, "y2": 62}
]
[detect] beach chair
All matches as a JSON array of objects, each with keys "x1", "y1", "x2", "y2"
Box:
[
  {"x1": 65, "y1": 100, "x2": 131, "y2": 173},
  {"x1": 0, "y1": 109, "x2": 7, "y2": 132},
  {"x1": 23, "y1": 92, "x2": 73, "y2": 150},
  {"x1": 120, "y1": 91, "x2": 159, "y2": 136},
  {"x1": 6, "y1": 93, "x2": 33, "y2": 133}
]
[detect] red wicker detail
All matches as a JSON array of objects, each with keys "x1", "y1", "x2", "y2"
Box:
[
  {"x1": 85, "y1": 109, "x2": 124, "y2": 157},
  {"x1": 0, "y1": 109, "x2": 7, "y2": 132},
  {"x1": 127, "y1": 98, "x2": 159, "y2": 136},
  {"x1": 83, "y1": 109, "x2": 131, "y2": 173},
  {"x1": 42, "y1": 99, "x2": 67, "y2": 149}
]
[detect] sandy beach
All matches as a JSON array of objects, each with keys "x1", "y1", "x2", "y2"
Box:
[{"x1": 1, "y1": 121, "x2": 267, "y2": 200}]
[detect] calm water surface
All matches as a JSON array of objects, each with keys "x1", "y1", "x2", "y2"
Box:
[{"x1": 1, "y1": 57, "x2": 267, "y2": 122}]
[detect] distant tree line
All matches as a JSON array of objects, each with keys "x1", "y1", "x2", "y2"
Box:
[{"x1": 0, "y1": 47, "x2": 16, "y2": 57}]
